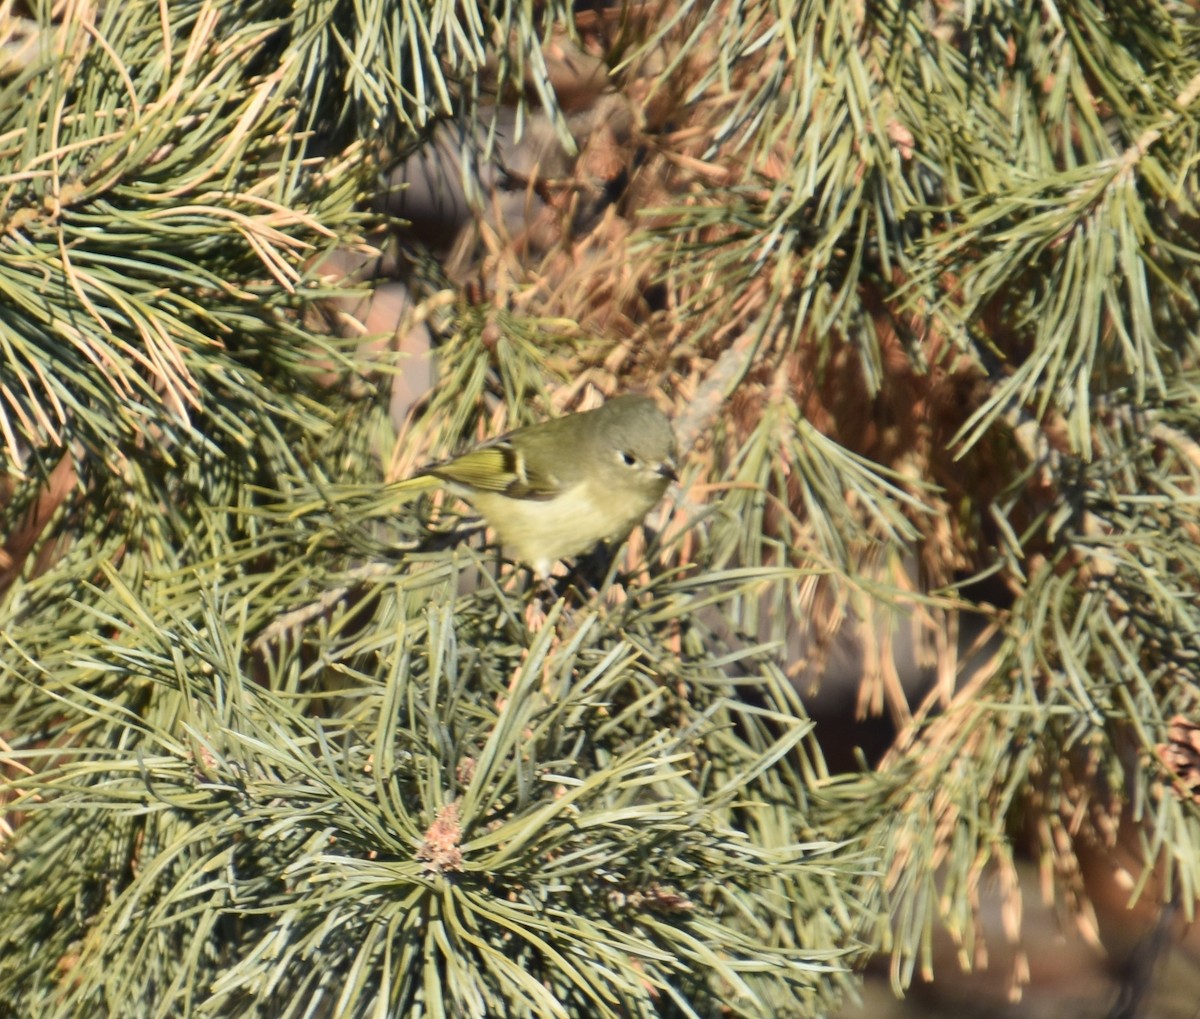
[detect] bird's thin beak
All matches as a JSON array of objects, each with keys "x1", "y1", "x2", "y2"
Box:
[{"x1": 658, "y1": 461, "x2": 678, "y2": 482}]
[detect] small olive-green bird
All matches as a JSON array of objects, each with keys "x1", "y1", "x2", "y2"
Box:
[{"x1": 396, "y1": 394, "x2": 678, "y2": 576}]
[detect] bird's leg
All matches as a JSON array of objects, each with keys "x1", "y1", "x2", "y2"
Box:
[
  {"x1": 524, "y1": 562, "x2": 569, "y2": 632},
  {"x1": 572, "y1": 544, "x2": 615, "y2": 594}
]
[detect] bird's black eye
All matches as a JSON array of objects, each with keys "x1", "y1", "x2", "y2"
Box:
[{"x1": 618, "y1": 450, "x2": 637, "y2": 467}]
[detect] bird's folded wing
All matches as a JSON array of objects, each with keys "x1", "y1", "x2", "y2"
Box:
[{"x1": 425, "y1": 441, "x2": 562, "y2": 500}]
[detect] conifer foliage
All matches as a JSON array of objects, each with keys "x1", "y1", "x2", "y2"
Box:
[{"x1": 2, "y1": 1, "x2": 1200, "y2": 1017}]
